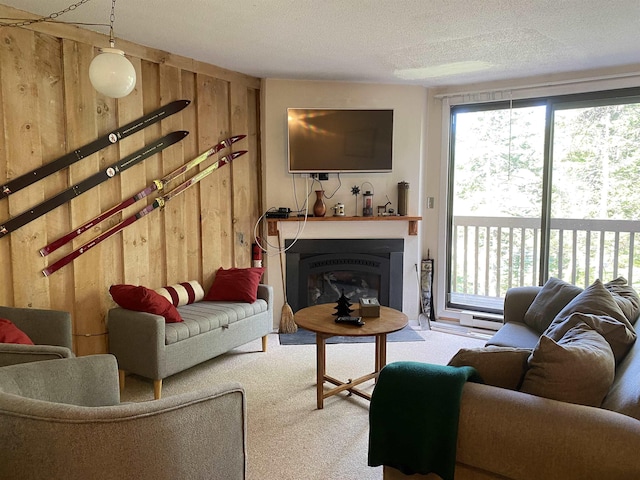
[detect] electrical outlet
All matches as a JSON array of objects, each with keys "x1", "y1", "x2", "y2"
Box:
[
  {"x1": 426, "y1": 197, "x2": 435, "y2": 209},
  {"x1": 318, "y1": 173, "x2": 329, "y2": 181}
]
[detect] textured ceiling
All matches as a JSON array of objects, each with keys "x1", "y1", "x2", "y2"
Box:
[{"x1": 2, "y1": 0, "x2": 640, "y2": 87}]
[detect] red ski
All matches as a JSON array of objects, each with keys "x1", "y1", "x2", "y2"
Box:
[
  {"x1": 40, "y1": 135, "x2": 245, "y2": 256},
  {"x1": 42, "y1": 150, "x2": 247, "y2": 276}
]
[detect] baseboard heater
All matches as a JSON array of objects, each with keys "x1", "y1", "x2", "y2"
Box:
[{"x1": 459, "y1": 310, "x2": 504, "y2": 331}]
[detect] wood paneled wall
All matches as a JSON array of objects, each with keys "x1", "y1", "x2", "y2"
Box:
[{"x1": 0, "y1": 5, "x2": 263, "y2": 355}]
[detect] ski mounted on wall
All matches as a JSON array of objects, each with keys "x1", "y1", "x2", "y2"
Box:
[
  {"x1": 42, "y1": 149, "x2": 248, "y2": 276},
  {"x1": 1, "y1": 100, "x2": 190, "y2": 199},
  {"x1": 39, "y1": 134, "x2": 246, "y2": 256},
  {"x1": 0, "y1": 131, "x2": 189, "y2": 239}
]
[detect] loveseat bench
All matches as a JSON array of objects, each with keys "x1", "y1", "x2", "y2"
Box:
[
  {"x1": 375, "y1": 277, "x2": 640, "y2": 480},
  {"x1": 108, "y1": 277, "x2": 273, "y2": 399}
]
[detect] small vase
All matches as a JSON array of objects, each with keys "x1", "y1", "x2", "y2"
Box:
[{"x1": 313, "y1": 190, "x2": 326, "y2": 217}]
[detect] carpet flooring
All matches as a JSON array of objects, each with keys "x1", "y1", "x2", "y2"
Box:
[
  {"x1": 120, "y1": 326, "x2": 486, "y2": 480},
  {"x1": 278, "y1": 325, "x2": 424, "y2": 345}
]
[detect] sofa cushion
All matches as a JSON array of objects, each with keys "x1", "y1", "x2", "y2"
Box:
[
  {"x1": 0, "y1": 318, "x2": 34, "y2": 345},
  {"x1": 601, "y1": 331, "x2": 640, "y2": 420},
  {"x1": 109, "y1": 284, "x2": 183, "y2": 323},
  {"x1": 448, "y1": 346, "x2": 531, "y2": 390},
  {"x1": 604, "y1": 276, "x2": 640, "y2": 325},
  {"x1": 485, "y1": 321, "x2": 540, "y2": 350},
  {"x1": 165, "y1": 299, "x2": 269, "y2": 345},
  {"x1": 155, "y1": 280, "x2": 205, "y2": 307},
  {"x1": 204, "y1": 267, "x2": 265, "y2": 303},
  {"x1": 544, "y1": 279, "x2": 636, "y2": 363},
  {"x1": 520, "y1": 322, "x2": 615, "y2": 407},
  {"x1": 523, "y1": 277, "x2": 583, "y2": 333}
]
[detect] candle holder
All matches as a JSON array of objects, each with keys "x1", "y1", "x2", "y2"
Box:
[{"x1": 361, "y1": 181, "x2": 374, "y2": 217}]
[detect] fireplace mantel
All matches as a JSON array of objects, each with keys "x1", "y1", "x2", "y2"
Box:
[{"x1": 267, "y1": 216, "x2": 421, "y2": 236}]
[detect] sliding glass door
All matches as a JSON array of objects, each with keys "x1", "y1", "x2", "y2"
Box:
[
  {"x1": 448, "y1": 88, "x2": 640, "y2": 313},
  {"x1": 548, "y1": 99, "x2": 640, "y2": 286}
]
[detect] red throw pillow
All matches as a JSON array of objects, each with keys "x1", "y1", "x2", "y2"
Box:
[
  {"x1": 204, "y1": 267, "x2": 265, "y2": 303},
  {"x1": 109, "y1": 284, "x2": 183, "y2": 323},
  {"x1": 0, "y1": 318, "x2": 34, "y2": 345}
]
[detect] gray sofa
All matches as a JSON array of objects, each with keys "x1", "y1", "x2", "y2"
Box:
[
  {"x1": 0, "y1": 354, "x2": 246, "y2": 480},
  {"x1": 380, "y1": 282, "x2": 640, "y2": 480},
  {"x1": 108, "y1": 284, "x2": 273, "y2": 399},
  {"x1": 0, "y1": 305, "x2": 74, "y2": 366}
]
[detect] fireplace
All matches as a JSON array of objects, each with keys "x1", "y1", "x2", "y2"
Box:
[{"x1": 285, "y1": 238, "x2": 404, "y2": 312}]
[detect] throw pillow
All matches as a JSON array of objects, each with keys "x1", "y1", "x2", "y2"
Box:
[
  {"x1": 109, "y1": 284, "x2": 183, "y2": 323},
  {"x1": 604, "y1": 277, "x2": 640, "y2": 325},
  {"x1": 544, "y1": 279, "x2": 637, "y2": 363},
  {"x1": 155, "y1": 280, "x2": 205, "y2": 307},
  {"x1": 447, "y1": 346, "x2": 531, "y2": 390},
  {"x1": 523, "y1": 277, "x2": 583, "y2": 333},
  {"x1": 545, "y1": 311, "x2": 636, "y2": 364},
  {"x1": 0, "y1": 318, "x2": 34, "y2": 345},
  {"x1": 520, "y1": 321, "x2": 615, "y2": 407},
  {"x1": 204, "y1": 267, "x2": 265, "y2": 303}
]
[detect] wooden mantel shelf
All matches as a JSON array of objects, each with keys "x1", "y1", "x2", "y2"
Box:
[{"x1": 267, "y1": 216, "x2": 422, "y2": 236}]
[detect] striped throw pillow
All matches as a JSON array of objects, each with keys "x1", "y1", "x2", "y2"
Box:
[{"x1": 155, "y1": 281, "x2": 205, "y2": 307}]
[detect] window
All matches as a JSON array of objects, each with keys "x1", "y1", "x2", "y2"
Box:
[{"x1": 447, "y1": 88, "x2": 640, "y2": 313}]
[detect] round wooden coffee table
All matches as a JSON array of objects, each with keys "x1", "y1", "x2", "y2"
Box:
[{"x1": 294, "y1": 303, "x2": 408, "y2": 409}]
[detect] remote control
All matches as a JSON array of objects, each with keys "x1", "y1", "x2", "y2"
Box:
[{"x1": 335, "y1": 316, "x2": 365, "y2": 326}]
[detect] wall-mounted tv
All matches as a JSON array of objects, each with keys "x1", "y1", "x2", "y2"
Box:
[{"x1": 287, "y1": 108, "x2": 393, "y2": 174}]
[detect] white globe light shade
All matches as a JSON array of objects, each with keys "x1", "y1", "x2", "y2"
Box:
[{"x1": 89, "y1": 47, "x2": 136, "y2": 98}]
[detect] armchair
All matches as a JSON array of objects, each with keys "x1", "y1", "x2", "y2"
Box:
[
  {"x1": 0, "y1": 305, "x2": 74, "y2": 366},
  {"x1": 0, "y1": 355, "x2": 247, "y2": 480}
]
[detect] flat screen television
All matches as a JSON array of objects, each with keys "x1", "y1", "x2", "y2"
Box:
[{"x1": 287, "y1": 108, "x2": 393, "y2": 174}]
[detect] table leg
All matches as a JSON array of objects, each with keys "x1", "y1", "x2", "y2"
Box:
[
  {"x1": 316, "y1": 334, "x2": 326, "y2": 409},
  {"x1": 375, "y1": 333, "x2": 388, "y2": 373}
]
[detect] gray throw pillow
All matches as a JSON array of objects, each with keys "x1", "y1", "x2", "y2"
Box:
[
  {"x1": 544, "y1": 279, "x2": 637, "y2": 363},
  {"x1": 523, "y1": 277, "x2": 583, "y2": 333},
  {"x1": 521, "y1": 321, "x2": 615, "y2": 407},
  {"x1": 604, "y1": 277, "x2": 640, "y2": 325}
]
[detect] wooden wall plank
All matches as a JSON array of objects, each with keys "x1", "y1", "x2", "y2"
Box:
[
  {"x1": 180, "y1": 70, "x2": 202, "y2": 281},
  {"x1": 159, "y1": 65, "x2": 188, "y2": 285},
  {"x1": 230, "y1": 84, "x2": 252, "y2": 268},
  {"x1": 140, "y1": 60, "x2": 164, "y2": 286},
  {"x1": 0, "y1": 29, "x2": 12, "y2": 305},
  {"x1": 118, "y1": 60, "x2": 149, "y2": 285},
  {"x1": 3, "y1": 28, "x2": 49, "y2": 308},
  {"x1": 34, "y1": 32, "x2": 73, "y2": 313},
  {"x1": 0, "y1": 16, "x2": 261, "y2": 355},
  {"x1": 197, "y1": 76, "x2": 233, "y2": 286},
  {"x1": 247, "y1": 88, "x2": 264, "y2": 245},
  {"x1": 61, "y1": 39, "x2": 105, "y2": 348}
]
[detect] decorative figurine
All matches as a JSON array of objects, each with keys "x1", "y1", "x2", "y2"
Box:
[
  {"x1": 333, "y1": 289, "x2": 354, "y2": 317},
  {"x1": 351, "y1": 185, "x2": 360, "y2": 216}
]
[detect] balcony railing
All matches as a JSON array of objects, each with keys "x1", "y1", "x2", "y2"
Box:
[{"x1": 451, "y1": 216, "x2": 640, "y2": 311}]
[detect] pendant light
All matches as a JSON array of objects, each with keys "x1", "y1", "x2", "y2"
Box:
[{"x1": 89, "y1": 0, "x2": 136, "y2": 98}]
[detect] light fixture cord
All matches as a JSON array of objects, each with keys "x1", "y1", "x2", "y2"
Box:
[{"x1": 109, "y1": 0, "x2": 116, "y2": 47}]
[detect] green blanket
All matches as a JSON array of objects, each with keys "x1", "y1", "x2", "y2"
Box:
[{"x1": 368, "y1": 361, "x2": 482, "y2": 480}]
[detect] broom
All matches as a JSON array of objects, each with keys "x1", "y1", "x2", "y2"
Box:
[{"x1": 277, "y1": 229, "x2": 298, "y2": 333}]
